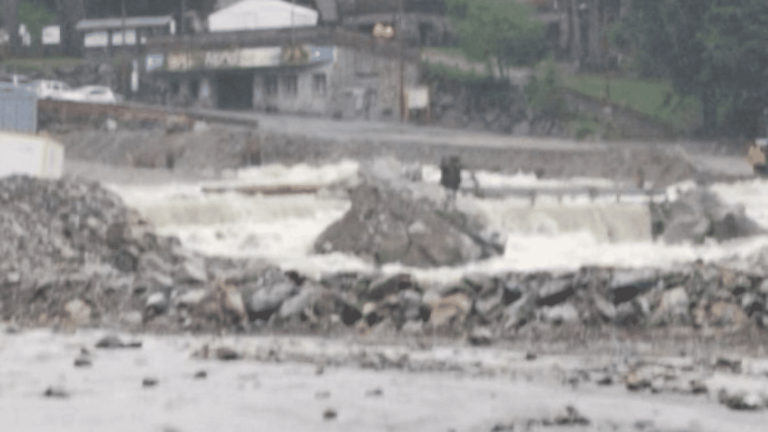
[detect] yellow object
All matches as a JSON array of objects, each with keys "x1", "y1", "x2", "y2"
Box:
[{"x1": 747, "y1": 144, "x2": 766, "y2": 166}]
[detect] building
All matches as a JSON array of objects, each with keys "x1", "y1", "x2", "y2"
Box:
[
  {"x1": 209, "y1": 0, "x2": 320, "y2": 32},
  {"x1": 75, "y1": 15, "x2": 176, "y2": 58},
  {"x1": 141, "y1": 27, "x2": 421, "y2": 121},
  {"x1": 335, "y1": 0, "x2": 454, "y2": 47}
]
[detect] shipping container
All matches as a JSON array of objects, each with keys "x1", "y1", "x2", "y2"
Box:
[
  {"x1": 0, "y1": 131, "x2": 64, "y2": 179},
  {"x1": 0, "y1": 84, "x2": 38, "y2": 133}
]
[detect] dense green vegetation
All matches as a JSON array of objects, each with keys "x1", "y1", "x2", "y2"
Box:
[
  {"x1": 562, "y1": 74, "x2": 701, "y2": 132},
  {"x1": 445, "y1": 0, "x2": 547, "y2": 78},
  {"x1": 619, "y1": 0, "x2": 768, "y2": 136}
]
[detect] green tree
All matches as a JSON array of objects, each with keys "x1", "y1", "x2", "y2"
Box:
[
  {"x1": 446, "y1": 0, "x2": 547, "y2": 78},
  {"x1": 19, "y1": 0, "x2": 56, "y2": 47},
  {"x1": 622, "y1": 0, "x2": 768, "y2": 136}
]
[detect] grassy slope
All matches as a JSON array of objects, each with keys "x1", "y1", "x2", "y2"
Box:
[{"x1": 562, "y1": 74, "x2": 701, "y2": 132}]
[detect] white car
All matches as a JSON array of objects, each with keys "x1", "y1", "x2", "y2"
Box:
[
  {"x1": 69, "y1": 86, "x2": 117, "y2": 104},
  {"x1": 31, "y1": 80, "x2": 73, "y2": 100},
  {"x1": 30, "y1": 81, "x2": 117, "y2": 104}
]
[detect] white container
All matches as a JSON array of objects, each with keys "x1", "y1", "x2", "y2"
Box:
[{"x1": 0, "y1": 131, "x2": 64, "y2": 179}]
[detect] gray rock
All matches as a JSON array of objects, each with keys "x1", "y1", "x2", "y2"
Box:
[
  {"x1": 541, "y1": 303, "x2": 580, "y2": 325},
  {"x1": 656, "y1": 189, "x2": 763, "y2": 244},
  {"x1": 741, "y1": 292, "x2": 764, "y2": 316},
  {"x1": 146, "y1": 292, "x2": 168, "y2": 311},
  {"x1": 537, "y1": 278, "x2": 574, "y2": 306},
  {"x1": 650, "y1": 287, "x2": 689, "y2": 325},
  {"x1": 398, "y1": 289, "x2": 423, "y2": 322},
  {"x1": 64, "y1": 299, "x2": 92, "y2": 325},
  {"x1": 468, "y1": 327, "x2": 493, "y2": 346},
  {"x1": 503, "y1": 295, "x2": 535, "y2": 329},
  {"x1": 591, "y1": 291, "x2": 616, "y2": 320},
  {"x1": 313, "y1": 175, "x2": 502, "y2": 268},
  {"x1": 139, "y1": 252, "x2": 172, "y2": 276},
  {"x1": 609, "y1": 269, "x2": 658, "y2": 303},
  {"x1": 248, "y1": 282, "x2": 298, "y2": 317},
  {"x1": 177, "y1": 258, "x2": 208, "y2": 284},
  {"x1": 176, "y1": 289, "x2": 209, "y2": 307},
  {"x1": 278, "y1": 286, "x2": 318, "y2": 318},
  {"x1": 760, "y1": 279, "x2": 768, "y2": 296},
  {"x1": 44, "y1": 386, "x2": 69, "y2": 398},
  {"x1": 146, "y1": 271, "x2": 173, "y2": 289}
]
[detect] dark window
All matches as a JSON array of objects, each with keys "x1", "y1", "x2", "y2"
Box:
[
  {"x1": 313, "y1": 73, "x2": 327, "y2": 96},
  {"x1": 264, "y1": 75, "x2": 278, "y2": 96},
  {"x1": 282, "y1": 75, "x2": 298, "y2": 97},
  {"x1": 170, "y1": 80, "x2": 180, "y2": 95},
  {"x1": 190, "y1": 79, "x2": 200, "y2": 98}
]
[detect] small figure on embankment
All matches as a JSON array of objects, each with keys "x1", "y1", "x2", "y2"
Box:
[{"x1": 440, "y1": 155, "x2": 462, "y2": 211}]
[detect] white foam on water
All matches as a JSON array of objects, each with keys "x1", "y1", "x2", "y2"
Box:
[{"x1": 106, "y1": 161, "x2": 768, "y2": 283}]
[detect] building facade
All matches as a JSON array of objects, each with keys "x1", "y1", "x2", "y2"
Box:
[{"x1": 142, "y1": 27, "x2": 421, "y2": 121}]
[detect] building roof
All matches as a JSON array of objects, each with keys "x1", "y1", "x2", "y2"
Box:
[
  {"x1": 209, "y1": 0, "x2": 318, "y2": 32},
  {"x1": 75, "y1": 16, "x2": 175, "y2": 32},
  {"x1": 316, "y1": 0, "x2": 339, "y2": 23}
]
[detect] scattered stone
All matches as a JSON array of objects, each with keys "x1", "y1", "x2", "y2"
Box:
[
  {"x1": 278, "y1": 285, "x2": 318, "y2": 319},
  {"x1": 689, "y1": 380, "x2": 708, "y2": 394},
  {"x1": 95, "y1": 335, "x2": 124, "y2": 349},
  {"x1": 315, "y1": 391, "x2": 331, "y2": 399},
  {"x1": 177, "y1": 258, "x2": 208, "y2": 284},
  {"x1": 315, "y1": 365, "x2": 325, "y2": 376},
  {"x1": 64, "y1": 299, "x2": 92, "y2": 325},
  {"x1": 715, "y1": 357, "x2": 742, "y2": 374},
  {"x1": 625, "y1": 372, "x2": 651, "y2": 391},
  {"x1": 650, "y1": 287, "x2": 690, "y2": 325},
  {"x1": 550, "y1": 405, "x2": 590, "y2": 426},
  {"x1": 595, "y1": 374, "x2": 613, "y2": 386},
  {"x1": 248, "y1": 282, "x2": 297, "y2": 320},
  {"x1": 540, "y1": 303, "x2": 579, "y2": 325},
  {"x1": 365, "y1": 388, "x2": 384, "y2": 397},
  {"x1": 525, "y1": 352, "x2": 537, "y2": 361},
  {"x1": 323, "y1": 408, "x2": 337, "y2": 420},
  {"x1": 74, "y1": 355, "x2": 92, "y2": 368},
  {"x1": 468, "y1": 327, "x2": 494, "y2": 346},
  {"x1": 430, "y1": 293, "x2": 471, "y2": 327},
  {"x1": 193, "y1": 370, "x2": 207, "y2": 379},
  {"x1": 43, "y1": 386, "x2": 69, "y2": 398},
  {"x1": 709, "y1": 302, "x2": 749, "y2": 327},
  {"x1": 215, "y1": 347, "x2": 240, "y2": 361},
  {"x1": 142, "y1": 377, "x2": 159, "y2": 388},
  {"x1": 536, "y1": 278, "x2": 574, "y2": 306},
  {"x1": 718, "y1": 389, "x2": 763, "y2": 410}
]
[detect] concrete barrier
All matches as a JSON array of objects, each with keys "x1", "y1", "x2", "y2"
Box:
[{"x1": 0, "y1": 131, "x2": 64, "y2": 179}]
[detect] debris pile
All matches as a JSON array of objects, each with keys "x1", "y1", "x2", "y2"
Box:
[
  {"x1": 314, "y1": 158, "x2": 505, "y2": 267},
  {"x1": 2, "y1": 176, "x2": 768, "y2": 340},
  {"x1": 651, "y1": 188, "x2": 763, "y2": 244}
]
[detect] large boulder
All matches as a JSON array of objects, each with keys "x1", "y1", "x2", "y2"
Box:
[
  {"x1": 653, "y1": 188, "x2": 763, "y2": 244},
  {"x1": 314, "y1": 160, "x2": 503, "y2": 267}
]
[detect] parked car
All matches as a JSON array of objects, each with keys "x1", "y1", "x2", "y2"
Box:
[
  {"x1": 68, "y1": 86, "x2": 117, "y2": 104},
  {"x1": 30, "y1": 81, "x2": 117, "y2": 105},
  {"x1": 30, "y1": 80, "x2": 73, "y2": 100}
]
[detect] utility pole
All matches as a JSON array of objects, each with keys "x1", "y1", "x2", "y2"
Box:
[
  {"x1": 398, "y1": 0, "x2": 405, "y2": 122},
  {"x1": 180, "y1": 0, "x2": 187, "y2": 35},
  {"x1": 121, "y1": 0, "x2": 128, "y2": 97}
]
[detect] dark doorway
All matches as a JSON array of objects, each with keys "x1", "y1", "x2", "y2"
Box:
[{"x1": 216, "y1": 72, "x2": 254, "y2": 109}]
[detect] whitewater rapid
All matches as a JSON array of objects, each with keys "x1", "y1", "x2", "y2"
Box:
[{"x1": 107, "y1": 160, "x2": 768, "y2": 283}]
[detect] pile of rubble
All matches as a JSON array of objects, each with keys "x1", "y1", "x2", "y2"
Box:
[
  {"x1": 2, "y1": 175, "x2": 768, "y2": 339},
  {"x1": 652, "y1": 188, "x2": 763, "y2": 244},
  {"x1": 314, "y1": 157, "x2": 505, "y2": 267}
]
